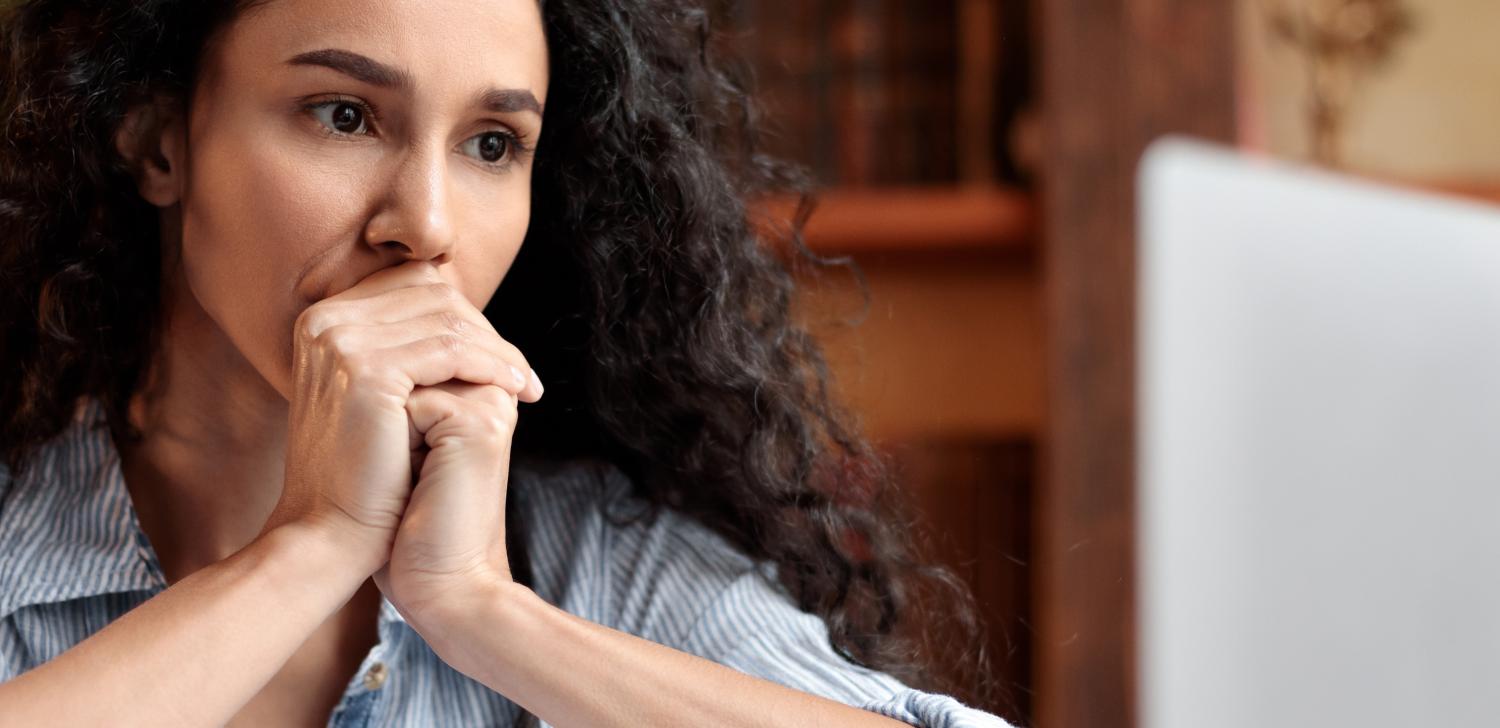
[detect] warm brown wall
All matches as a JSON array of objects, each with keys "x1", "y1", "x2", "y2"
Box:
[
  {"x1": 1239, "y1": 0, "x2": 1500, "y2": 181},
  {"x1": 792, "y1": 248, "x2": 1043, "y2": 724},
  {"x1": 794, "y1": 252, "x2": 1043, "y2": 445}
]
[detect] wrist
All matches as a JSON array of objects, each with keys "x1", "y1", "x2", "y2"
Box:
[
  {"x1": 260, "y1": 515, "x2": 389, "y2": 578},
  {"x1": 424, "y1": 580, "x2": 543, "y2": 679},
  {"x1": 233, "y1": 521, "x2": 378, "y2": 626}
]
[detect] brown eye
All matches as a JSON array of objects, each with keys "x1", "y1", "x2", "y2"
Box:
[
  {"x1": 459, "y1": 131, "x2": 519, "y2": 169},
  {"x1": 310, "y1": 100, "x2": 369, "y2": 135},
  {"x1": 331, "y1": 103, "x2": 362, "y2": 133},
  {"x1": 477, "y1": 132, "x2": 507, "y2": 162}
]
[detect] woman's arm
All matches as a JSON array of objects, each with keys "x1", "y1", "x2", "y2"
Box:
[
  {"x1": 422, "y1": 581, "x2": 912, "y2": 728},
  {"x1": 0, "y1": 520, "x2": 375, "y2": 727}
]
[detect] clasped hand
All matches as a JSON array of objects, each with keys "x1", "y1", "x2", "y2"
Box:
[{"x1": 267, "y1": 259, "x2": 541, "y2": 634}]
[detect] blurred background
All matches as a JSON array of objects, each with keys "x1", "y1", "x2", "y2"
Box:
[{"x1": 721, "y1": 1, "x2": 1499, "y2": 726}]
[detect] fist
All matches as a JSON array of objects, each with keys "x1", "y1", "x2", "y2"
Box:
[{"x1": 261, "y1": 259, "x2": 541, "y2": 574}]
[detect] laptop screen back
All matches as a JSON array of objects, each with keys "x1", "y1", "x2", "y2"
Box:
[{"x1": 1137, "y1": 138, "x2": 1500, "y2": 728}]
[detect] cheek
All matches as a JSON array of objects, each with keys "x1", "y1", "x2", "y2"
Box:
[
  {"x1": 455, "y1": 183, "x2": 531, "y2": 308},
  {"x1": 177, "y1": 116, "x2": 367, "y2": 393}
]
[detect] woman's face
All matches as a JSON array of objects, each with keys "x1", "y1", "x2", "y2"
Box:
[{"x1": 163, "y1": 0, "x2": 548, "y2": 399}]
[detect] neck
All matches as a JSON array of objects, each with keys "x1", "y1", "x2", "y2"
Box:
[{"x1": 116, "y1": 255, "x2": 290, "y2": 585}]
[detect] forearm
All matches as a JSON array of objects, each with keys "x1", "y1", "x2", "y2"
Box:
[
  {"x1": 0, "y1": 521, "x2": 374, "y2": 727},
  {"x1": 428, "y1": 583, "x2": 910, "y2": 728}
]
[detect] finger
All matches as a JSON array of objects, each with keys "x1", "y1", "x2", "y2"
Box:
[
  {"x1": 310, "y1": 283, "x2": 502, "y2": 340},
  {"x1": 405, "y1": 383, "x2": 516, "y2": 451},
  {"x1": 323, "y1": 259, "x2": 445, "y2": 303},
  {"x1": 341, "y1": 297, "x2": 537, "y2": 401},
  {"x1": 363, "y1": 333, "x2": 519, "y2": 395},
  {"x1": 406, "y1": 382, "x2": 516, "y2": 480},
  {"x1": 320, "y1": 315, "x2": 537, "y2": 401},
  {"x1": 306, "y1": 283, "x2": 544, "y2": 400},
  {"x1": 416, "y1": 381, "x2": 516, "y2": 427},
  {"x1": 402, "y1": 386, "x2": 512, "y2": 570}
]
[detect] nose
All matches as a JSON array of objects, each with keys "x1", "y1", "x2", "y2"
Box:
[{"x1": 363, "y1": 142, "x2": 456, "y2": 264}]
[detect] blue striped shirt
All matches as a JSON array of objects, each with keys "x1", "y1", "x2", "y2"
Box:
[{"x1": 0, "y1": 397, "x2": 1012, "y2": 727}]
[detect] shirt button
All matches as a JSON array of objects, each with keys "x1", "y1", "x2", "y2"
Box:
[{"x1": 363, "y1": 662, "x2": 389, "y2": 690}]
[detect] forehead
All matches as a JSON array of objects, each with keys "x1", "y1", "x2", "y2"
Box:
[{"x1": 211, "y1": 0, "x2": 549, "y2": 102}]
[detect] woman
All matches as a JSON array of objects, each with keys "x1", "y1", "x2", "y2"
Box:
[{"x1": 0, "y1": 0, "x2": 1013, "y2": 726}]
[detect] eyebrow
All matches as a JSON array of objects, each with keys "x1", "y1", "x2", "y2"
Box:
[{"x1": 285, "y1": 48, "x2": 544, "y2": 117}]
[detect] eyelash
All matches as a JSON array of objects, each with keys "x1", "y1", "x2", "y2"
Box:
[{"x1": 299, "y1": 95, "x2": 533, "y2": 172}]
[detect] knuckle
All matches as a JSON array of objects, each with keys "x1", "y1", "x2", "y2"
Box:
[
  {"x1": 443, "y1": 399, "x2": 512, "y2": 442},
  {"x1": 476, "y1": 411, "x2": 512, "y2": 440},
  {"x1": 295, "y1": 305, "x2": 337, "y2": 341},
  {"x1": 480, "y1": 384, "x2": 513, "y2": 410},
  {"x1": 437, "y1": 310, "x2": 469, "y2": 338},
  {"x1": 434, "y1": 334, "x2": 465, "y2": 356},
  {"x1": 425, "y1": 282, "x2": 461, "y2": 305},
  {"x1": 338, "y1": 352, "x2": 386, "y2": 386},
  {"x1": 313, "y1": 324, "x2": 354, "y2": 354}
]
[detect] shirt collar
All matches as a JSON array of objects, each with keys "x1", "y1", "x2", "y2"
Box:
[
  {"x1": 0, "y1": 397, "x2": 166, "y2": 618},
  {"x1": 0, "y1": 397, "x2": 408, "y2": 629}
]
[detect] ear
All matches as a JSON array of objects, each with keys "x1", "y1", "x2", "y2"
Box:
[{"x1": 114, "y1": 94, "x2": 186, "y2": 208}]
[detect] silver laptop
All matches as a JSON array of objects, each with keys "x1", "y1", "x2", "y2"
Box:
[{"x1": 1137, "y1": 138, "x2": 1500, "y2": 728}]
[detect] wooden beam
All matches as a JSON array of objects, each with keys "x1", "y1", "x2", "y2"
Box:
[{"x1": 1036, "y1": 3, "x2": 1237, "y2": 728}]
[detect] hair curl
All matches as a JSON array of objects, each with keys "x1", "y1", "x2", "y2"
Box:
[{"x1": 0, "y1": 0, "x2": 1001, "y2": 715}]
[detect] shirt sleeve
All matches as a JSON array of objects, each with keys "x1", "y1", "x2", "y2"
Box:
[
  {"x1": 676, "y1": 569, "x2": 1016, "y2": 728},
  {"x1": 574, "y1": 470, "x2": 1014, "y2": 727},
  {"x1": 527, "y1": 460, "x2": 1016, "y2": 727}
]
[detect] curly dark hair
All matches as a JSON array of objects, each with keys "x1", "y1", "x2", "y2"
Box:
[{"x1": 0, "y1": 0, "x2": 1000, "y2": 716}]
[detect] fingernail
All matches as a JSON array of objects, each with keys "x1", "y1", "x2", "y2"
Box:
[
  {"x1": 530, "y1": 367, "x2": 544, "y2": 397},
  {"x1": 509, "y1": 365, "x2": 527, "y2": 389}
]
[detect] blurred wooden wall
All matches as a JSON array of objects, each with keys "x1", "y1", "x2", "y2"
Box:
[
  {"x1": 793, "y1": 246, "x2": 1040, "y2": 722},
  {"x1": 1038, "y1": 2, "x2": 1236, "y2": 727},
  {"x1": 735, "y1": 1, "x2": 1042, "y2": 721},
  {"x1": 746, "y1": 1, "x2": 1239, "y2": 725}
]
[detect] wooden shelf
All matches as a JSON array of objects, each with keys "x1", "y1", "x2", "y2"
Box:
[{"x1": 754, "y1": 186, "x2": 1035, "y2": 255}]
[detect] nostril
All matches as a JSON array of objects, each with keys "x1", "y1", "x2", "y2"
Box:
[{"x1": 376, "y1": 240, "x2": 450, "y2": 266}]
